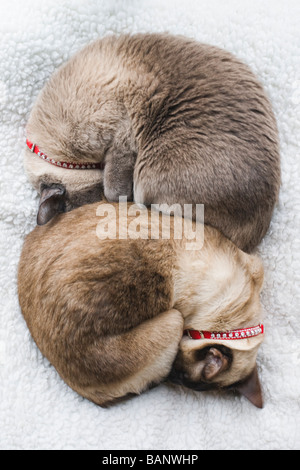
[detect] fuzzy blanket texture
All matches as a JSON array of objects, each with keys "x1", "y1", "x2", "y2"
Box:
[{"x1": 0, "y1": 0, "x2": 299, "y2": 451}]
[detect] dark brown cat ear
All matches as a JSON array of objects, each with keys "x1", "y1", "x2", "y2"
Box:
[
  {"x1": 37, "y1": 185, "x2": 66, "y2": 225},
  {"x1": 202, "y1": 347, "x2": 229, "y2": 380},
  {"x1": 236, "y1": 365, "x2": 263, "y2": 408}
]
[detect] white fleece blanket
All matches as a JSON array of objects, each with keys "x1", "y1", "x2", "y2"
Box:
[{"x1": 0, "y1": 0, "x2": 299, "y2": 451}]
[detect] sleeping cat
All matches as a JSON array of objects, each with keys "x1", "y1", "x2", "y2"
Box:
[
  {"x1": 18, "y1": 201, "x2": 265, "y2": 407},
  {"x1": 25, "y1": 33, "x2": 280, "y2": 252}
]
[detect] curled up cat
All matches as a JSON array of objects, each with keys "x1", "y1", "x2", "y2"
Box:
[
  {"x1": 24, "y1": 33, "x2": 280, "y2": 253},
  {"x1": 18, "y1": 201, "x2": 265, "y2": 408}
]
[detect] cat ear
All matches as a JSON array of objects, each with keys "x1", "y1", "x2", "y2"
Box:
[
  {"x1": 202, "y1": 347, "x2": 229, "y2": 380},
  {"x1": 235, "y1": 365, "x2": 263, "y2": 408},
  {"x1": 37, "y1": 185, "x2": 66, "y2": 225}
]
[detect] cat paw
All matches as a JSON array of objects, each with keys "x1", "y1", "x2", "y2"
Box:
[
  {"x1": 104, "y1": 185, "x2": 133, "y2": 202},
  {"x1": 104, "y1": 186, "x2": 120, "y2": 202}
]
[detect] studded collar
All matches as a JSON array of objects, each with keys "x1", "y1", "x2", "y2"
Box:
[
  {"x1": 26, "y1": 139, "x2": 105, "y2": 170},
  {"x1": 184, "y1": 324, "x2": 264, "y2": 341}
]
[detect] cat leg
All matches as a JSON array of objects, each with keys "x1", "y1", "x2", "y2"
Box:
[
  {"x1": 104, "y1": 149, "x2": 137, "y2": 202},
  {"x1": 73, "y1": 308, "x2": 184, "y2": 406}
]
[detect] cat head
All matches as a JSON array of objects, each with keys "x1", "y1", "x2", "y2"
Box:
[
  {"x1": 169, "y1": 251, "x2": 265, "y2": 408},
  {"x1": 169, "y1": 329, "x2": 264, "y2": 408},
  {"x1": 24, "y1": 93, "x2": 117, "y2": 225},
  {"x1": 24, "y1": 142, "x2": 105, "y2": 225},
  {"x1": 24, "y1": 46, "x2": 125, "y2": 225}
]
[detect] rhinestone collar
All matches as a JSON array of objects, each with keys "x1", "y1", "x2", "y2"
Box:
[
  {"x1": 26, "y1": 139, "x2": 105, "y2": 170},
  {"x1": 184, "y1": 324, "x2": 264, "y2": 340}
]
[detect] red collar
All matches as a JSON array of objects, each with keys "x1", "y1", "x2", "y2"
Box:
[
  {"x1": 184, "y1": 324, "x2": 264, "y2": 340},
  {"x1": 26, "y1": 139, "x2": 105, "y2": 170}
]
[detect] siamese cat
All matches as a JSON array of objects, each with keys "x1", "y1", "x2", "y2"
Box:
[
  {"x1": 18, "y1": 201, "x2": 265, "y2": 408},
  {"x1": 25, "y1": 33, "x2": 280, "y2": 253}
]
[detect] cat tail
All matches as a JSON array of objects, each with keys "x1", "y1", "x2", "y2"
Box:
[{"x1": 74, "y1": 308, "x2": 184, "y2": 406}]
